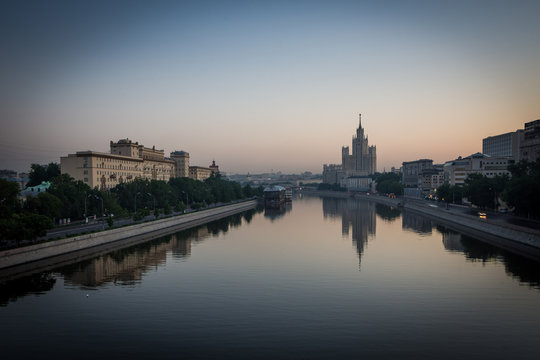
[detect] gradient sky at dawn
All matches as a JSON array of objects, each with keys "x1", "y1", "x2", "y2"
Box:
[{"x1": 1, "y1": 0, "x2": 539, "y2": 173}]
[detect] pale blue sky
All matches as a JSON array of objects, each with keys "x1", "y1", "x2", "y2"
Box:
[{"x1": 1, "y1": 0, "x2": 539, "y2": 173}]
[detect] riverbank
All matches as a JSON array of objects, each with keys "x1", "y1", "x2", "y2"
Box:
[
  {"x1": 0, "y1": 200, "x2": 258, "y2": 275},
  {"x1": 301, "y1": 190, "x2": 540, "y2": 258}
]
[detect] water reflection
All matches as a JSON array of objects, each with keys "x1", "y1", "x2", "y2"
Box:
[
  {"x1": 60, "y1": 233, "x2": 191, "y2": 287},
  {"x1": 402, "y1": 210, "x2": 434, "y2": 235},
  {"x1": 60, "y1": 209, "x2": 260, "y2": 288},
  {"x1": 0, "y1": 272, "x2": 56, "y2": 306},
  {"x1": 375, "y1": 203, "x2": 401, "y2": 222},
  {"x1": 439, "y1": 226, "x2": 540, "y2": 288},
  {"x1": 264, "y1": 202, "x2": 292, "y2": 221},
  {"x1": 322, "y1": 197, "x2": 376, "y2": 268},
  {"x1": 322, "y1": 197, "x2": 540, "y2": 288}
]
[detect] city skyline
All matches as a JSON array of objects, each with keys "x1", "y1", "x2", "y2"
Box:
[{"x1": 1, "y1": 0, "x2": 539, "y2": 173}]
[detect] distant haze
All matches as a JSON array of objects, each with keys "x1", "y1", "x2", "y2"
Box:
[{"x1": 1, "y1": 1, "x2": 539, "y2": 173}]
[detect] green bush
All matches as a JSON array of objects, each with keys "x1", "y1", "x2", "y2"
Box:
[
  {"x1": 174, "y1": 202, "x2": 186, "y2": 213},
  {"x1": 164, "y1": 204, "x2": 172, "y2": 215},
  {"x1": 191, "y1": 202, "x2": 203, "y2": 210}
]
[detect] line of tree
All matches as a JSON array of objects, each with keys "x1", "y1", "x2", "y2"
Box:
[
  {"x1": 317, "y1": 183, "x2": 347, "y2": 192},
  {"x1": 372, "y1": 172, "x2": 404, "y2": 195},
  {"x1": 0, "y1": 163, "x2": 264, "y2": 243},
  {"x1": 436, "y1": 159, "x2": 540, "y2": 218},
  {"x1": 0, "y1": 178, "x2": 53, "y2": 241},
  {"x1": 502, "y1": 160, "x2": 540, "y2": 218}
]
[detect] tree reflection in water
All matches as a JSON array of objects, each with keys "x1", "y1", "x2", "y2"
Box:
[
  {"x1": 58, "y1": 208, "x2": 261, "y2": 288},
  {"x1": 439, "y1": 225, "x2": 540, "y2": 289},
  {"x1": 375, "y1": 203, "x2": 401, "y2": 222},
  {"x1": 0, "y1": 272, "x2": 56, "y2": 306}
]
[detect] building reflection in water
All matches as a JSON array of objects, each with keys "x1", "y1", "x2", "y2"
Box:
[
  {"x1": 59, "y1": 209, "x2": 260, "y2": 288},
  {"x1": 439, "y1": 225, "x2": 540, "y2": 289},
  {"x1": 264, "y1": 202, "x2": 292, "y2": 221},
  {"x1": 322, "y1": 197, "x2": 376, "y2": 268},
  {"x1": 402, "y1": 210, "x2": 434, "y2": 235}
]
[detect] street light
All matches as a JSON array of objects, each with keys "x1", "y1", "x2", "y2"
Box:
[
  {"x1": 84, "y1": 193, "x2": 93, "y2": 221},
  {"x1": 94, "y1": 195, "x2": 104, "y2": 217},
  {"x1": 181, "y1": 191, "x2": 189, "y2": 206},
  {"x1": 147, "y1": 192, "x2": 156, "y2": 210},
  {"x1": 84, "y1": 193, "x2": 92, "y2": 217}
]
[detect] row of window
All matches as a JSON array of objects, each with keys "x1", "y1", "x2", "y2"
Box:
[{"x1": 97, "y1": 170, "x2": 138, "y2": 177}]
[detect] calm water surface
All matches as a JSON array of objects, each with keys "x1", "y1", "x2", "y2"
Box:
[{"x1": 1, "y1": 196, "x2": 540, "y2": 359}]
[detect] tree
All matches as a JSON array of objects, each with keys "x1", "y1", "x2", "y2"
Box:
[
  {"x1": 373, "y1": 172, "x2": 403, "y2": 195},
  {"x1": 48, "y1": 174, "x2": 91, "y2": 219},
  {"x1": 27, "y1": 163, "x2": 61, "y2": 187},
  {"x1": 436, "y1": 183, "x2": 451, "y2": 203},
  {"x1": 436, "y1": 183, "x2": 463, "y2": 204},
  {"x1": 0, "y1": 213, "x2": 52, "y2": 242},
  {"x1": 243, "y1": 184, "x2": 254, "y2": 197},
  {"x1": 318, "y1": 183, "x2": 347, "y2": 192},
  {"x1": 0, "y1": 178, "x2": 21, "y2": 217},
  {"x1": 464, "y1": 174, "x2": 508, "y2": 210},
  {"x1": 24, "y1": 192, "x2": 62, "y2": 220},
  {"x1": 502, "y1": 160, "x2": 540, "y2": 218}
]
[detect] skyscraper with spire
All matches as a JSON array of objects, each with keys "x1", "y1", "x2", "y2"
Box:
[
  {"x1": 342, "y1": 114, "x2": 377, "y2": 176},
  {"x1": 323, "y1": 114, "x2": 377, "y2": 188}
]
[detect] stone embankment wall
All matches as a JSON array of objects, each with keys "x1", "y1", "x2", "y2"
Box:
[
  {"x1": 0, "y1": 200, "x2": 257, "y2": 270},
  {"x1": 402, "y1": 200, "x2": 540, "y2": 250}
]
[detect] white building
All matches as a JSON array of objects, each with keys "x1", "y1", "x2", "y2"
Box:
[{"x1": 443, "y1": 153, "x2": 511, "y2": 185}]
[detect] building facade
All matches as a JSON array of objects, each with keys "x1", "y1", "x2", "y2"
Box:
[
  {"x1": 170, "y1": 151, "x2": 190, "y2": 178},
  {"x1": 402, "y1": 159, "x2": 433, "y2": 188},
  {"x1": 209, "y1": 160, "x2": 220, "y2": 175},
  {"x1": 323, "y1": 114, "x2": 377, "y2": 188},
  {"x1": 520, "y1": 119, "x2": 540, "y2": 162},
  {"x1": 188, "y1": 166, "x2": 213, "y2": 181},
  {"x1": 61, "y1": 150, "x2": 145, "y2": 190},
  {"x1": 341, "y1": 114, "x2": 377, "y2": 176},
  {"x1": 61, "y1": 139, "x2": 211, "y2": 190},
  {"x1": 340, "y1": 176, "x2": 373, "y2": 192},
  {"x1": 443, "y1": 153, "x2": 511, "y2": 185},
  {"x1": 322, "y1": 164, "x2": 343, "y2": 185},
  {"x1": 482, "y1": 130, "x2": 522, "y2": 161},
  {"x1": 419, "y1": 165, "x2": 444, "y2": 191}
]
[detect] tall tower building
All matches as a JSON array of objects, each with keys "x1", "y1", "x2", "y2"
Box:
[
  {"x1": 343, "y1": 114, "x2": 377, "y2": 176},
  {"x1": 323, "y1": 114, "x2": 377, "y2": 189},
  {"x1": 170, "y1": 151, "x2": 190, "y2": 178}
]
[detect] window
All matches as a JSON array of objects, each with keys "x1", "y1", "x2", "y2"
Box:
[
  {"x1": 84, "y1": 178, "x2": 88, "y2": 182},
  {"x1": 84, "y1": 170, "x2": 88, "y2": 175}
]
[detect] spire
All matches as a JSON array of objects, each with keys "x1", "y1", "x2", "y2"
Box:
[{"x1": 359, "y1": 113, "x2": 362, "y2": 129}]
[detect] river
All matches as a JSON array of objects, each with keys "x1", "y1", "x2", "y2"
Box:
[{"x1": 1, "y1": 195, "x2": 539, "y2": 359}]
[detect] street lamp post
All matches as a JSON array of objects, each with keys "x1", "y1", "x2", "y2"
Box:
[
  {"x1": 94, "y1": 195, "x2": 104, "y2": 217},
  {"x1": 84, "y1": 193, "x2": 94, "y2": 221},
  {"x1": 147, "y1": 193, "x2": 156, "y2": 210},
  {"x1": 181, "y1": 191, "x2": 189, "y2": 207}
]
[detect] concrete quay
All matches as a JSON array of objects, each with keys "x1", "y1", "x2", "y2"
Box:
[
  {"x1": 400, "y1": 199, "x2": 540, "y2": 258},
  {"x1": 0, "y1": 200, "x2": 258, "y2": 273}
]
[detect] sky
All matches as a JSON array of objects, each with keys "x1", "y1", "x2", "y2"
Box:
[{"x1": 1, "y1": 0, "x2": 539, "y2": 174}]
